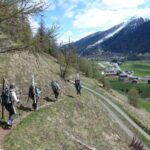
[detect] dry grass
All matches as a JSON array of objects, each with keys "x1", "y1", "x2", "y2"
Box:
[
  {"x1": 0, "y1": 51, "x2": 131, "y2": 150},
  {"x1": 80, "y1": 76, "x2": 150, "y2": 136},
  {"x1": 5, "y1": 88, "x2": 131, "y2": 150}
]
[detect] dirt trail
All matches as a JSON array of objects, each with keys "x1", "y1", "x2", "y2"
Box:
[
  {"x1": 0, "y1": 107, "x2": 32, "y2": 150},
  {"x1": 82, "y1": 85, "x2": 150, "y2": 150},
  {"x1": 0, "y1": 101, "x2": 55, "y2": 150},
  {"x1": 0, "y1": 127, "x2": 8, "y2": 150}
]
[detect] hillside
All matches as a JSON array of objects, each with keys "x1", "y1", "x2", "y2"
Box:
[
  {"x1": 71, "y1": 23, "x2": 123, "y2": 56},
  {"x1": 0, "y1": 51, "x2": 133, "y2": 150},
  {"x1": 0, "y1": 1, "x2": 150, "y2": 149},
  {"x1": 5, "y1": 87, "x2": 131, "y2": 150},
  {"x1": 0, "y1": 51, "x2": 62, "y2": 99},
  {"x1": 101, "y1": 18, "x2": 150, "y2": 54}
]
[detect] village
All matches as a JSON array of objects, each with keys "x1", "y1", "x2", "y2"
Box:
[{"x1": 99, "y1": 61, "x2": 150, "y2": 84}]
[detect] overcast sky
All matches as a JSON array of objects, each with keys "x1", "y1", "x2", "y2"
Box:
[{"x1": 30, "y1": 0, "x2": 150, "y2": 43}]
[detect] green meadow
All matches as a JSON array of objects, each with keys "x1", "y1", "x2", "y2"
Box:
[
  {"x1": 109, "y1": 79, "x2": 150, "y2": 98},
  {"x1": 121, "y1": 61, "x2": 150, "y2": 77},
  {"x1": 108, "y1": 79, "x2": 150, "y2": 112}
]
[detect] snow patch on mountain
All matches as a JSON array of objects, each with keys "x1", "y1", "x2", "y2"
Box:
[{"x1": 86, "y1": 22, "x2": 127, "y2": 50}]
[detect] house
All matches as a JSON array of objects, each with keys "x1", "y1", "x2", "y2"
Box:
[
  {"x1": 104, "y1": 70, "x2": 117, "y2": 76},
  {"x1": 118, "y1": 73, "x2": 128, "y2": 81},
  {"x1": 129, "y1": 76, "x2": 138, "y2": 81},
  {"x1": 124, "y1": 70, "x2": 134, "y2": 75}
]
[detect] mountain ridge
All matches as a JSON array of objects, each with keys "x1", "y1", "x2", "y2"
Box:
[{"x1": 71, "y1": 17, "x2": 150, "y2": 60}]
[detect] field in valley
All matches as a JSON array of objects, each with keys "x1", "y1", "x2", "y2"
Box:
[{"x1": 121, "y1": 61, "x2": 150, "y2": 77}]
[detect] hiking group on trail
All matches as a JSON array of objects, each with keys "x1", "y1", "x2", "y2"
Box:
[{"x1": 0, "y1": 73, "x2": 82, "y2": 129}]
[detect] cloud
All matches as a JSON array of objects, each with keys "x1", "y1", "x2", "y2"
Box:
[
  {"x1": 73, "y1": 8, "x2": 124, "y2": 30},
  {"x1": 50, "y1": 16, "x2": 59, "y2": 22},
  {"x1": 62, "y1": 30, "x2": 73, "y2": 38},
  {"x1": 102, "y1": 0, "x2": 144, "y2": 9},
  {"x1": 73, "y1": 0, "x2": 150, "y2": 30},
  {"x1": 28, "y1": 16, "x2": 39, "y2": 34},
  {"x1": 64, "y1": 4, "x2": 78, "y2": 18},
  {"x1": 33, "y1": 0, "x2": 49, "y2": 4},
  {"x1": 39, "y1": 0, "x2": 150, "y2": 42},
  {"x1": 58, "y1": 30, "x2": 81, "y2": 43}
]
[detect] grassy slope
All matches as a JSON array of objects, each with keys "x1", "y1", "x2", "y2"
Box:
[
  {"x1": 0, "y1": 51, "x2": 66, "y2": 121},
  {"x1": 0, "y1": 51, "x2": 130, "y2": 150},
  {"x1": 140, "y1": 100, "x2": 150, "y2": 112},
  {"x1": 5, "y1": 88, "x2": 130, "y2": 150},
  {"x1": 109, "y1": 79, "x2": 150, "y2": 98},
  {"x1": 121, "y1": 61, "x2": 150, "y2": 77},
  {"x1": 80, "y1": 76, "x2": 150, "y2": 136},
  {"x1": 107, "y1": 78, "x2": 150, "y2": 112}
]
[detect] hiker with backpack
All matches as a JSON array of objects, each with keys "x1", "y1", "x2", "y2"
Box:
[
  {"x1": 28, "y1": 84, "x2": 41, "y2": 111},
  {"x1": 74, "y1": 73, "x2": 82, "y2": 96},
  {"x1": 51, "y1": 80, "x2": 61, "y2": 100},
  {"x1": 1, "y1": 84, "x2": 19, "y2": 128}
]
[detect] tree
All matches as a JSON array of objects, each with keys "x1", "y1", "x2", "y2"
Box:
[
  {"x1": 0, "y1": 0, "x2": 48, "y2": 23},
  {"x1": 34, "y1": 17, "x2": 59, "y2": 55},
  {"x1": 0, "y1": 0, "x2": 50, "y2": 53},
  {"x1": 128, "y1": 88, "x2": 140, "y2": 108},
  {"x1": 58, "y1": 41, "x2": 77, "y2": 79},
  {"x1": 98, "y1": 75, "x2": 111, "y2": 90}
]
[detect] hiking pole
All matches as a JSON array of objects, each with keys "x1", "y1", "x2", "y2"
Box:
[
  {"x1": 32, "y1": 74, "x2": 37, "y2": 109},
  {"x1": 1, "y1": 77, "x2": 5, "y2": 120},
  {"x1": 32, "y1": 74, "x2": 36, "y2": 104}
]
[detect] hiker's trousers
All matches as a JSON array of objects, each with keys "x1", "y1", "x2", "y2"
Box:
[
  {"x1": 53, "y1": 90, "x2": 59, "y2": 99},
  {"x1": 75, "y1": 85, "x2": 81, "y2": 96},
  {"x1": 32, "y1": 97, "x2": 39, "y2": 110},
  {"x1": 5, "y1": 104, "x2": 16, "y2": 123}
]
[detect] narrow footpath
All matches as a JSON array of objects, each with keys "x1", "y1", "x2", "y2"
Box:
[{"x1": 0, "y1": 102, "x2": 55, "y2": 150}]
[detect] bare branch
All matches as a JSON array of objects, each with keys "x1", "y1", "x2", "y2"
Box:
[{"x1": 0, "y1": 0, "x2": 49, "y2": 23}]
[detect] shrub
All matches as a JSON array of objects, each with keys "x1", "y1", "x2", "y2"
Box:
[{"x1": 128, "y1": 88, "x2": 140, "y2": 108}]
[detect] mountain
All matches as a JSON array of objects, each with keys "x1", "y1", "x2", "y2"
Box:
[
  {"x1": 101, "y1": 18, "x2": 150, "y2": 54},
  {"x1": 72, "y1": 17, "x2": 150, "y2": 59},
  {"x1": 73, "y1": 23, "x2": 124, "y2": 56}
]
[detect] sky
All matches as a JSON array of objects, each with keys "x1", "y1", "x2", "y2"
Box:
[{"x1": 30, "y1": 0, "x2": 150, "y2": 44}]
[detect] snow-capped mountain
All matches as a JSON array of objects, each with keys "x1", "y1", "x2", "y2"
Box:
[
  {"x1": 71, "y1": 17, "x2": 150, "y2": 58},
  {"x1": 73, "y1": 23, "x2": 124, "y2": 56}
]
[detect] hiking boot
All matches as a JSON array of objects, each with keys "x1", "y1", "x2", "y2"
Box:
[
  {"x1": 7, "y1": 124, "x2": 12, "y2": 129},
  {"x1": 5, "y1": 122, "x2": 12, "y2": 129}
]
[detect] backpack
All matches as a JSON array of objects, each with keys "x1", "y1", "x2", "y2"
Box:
[
  {"x1": 28, "y1": 85, "x2": 41, "y2": 99},
  {"x1": 35, "y1": 86, "x2": 41, "y2": 97},
  {"x1": 51, "y1": 81, "x2": 60, "y2": 91},
  {"x1": 1, "y1": 88, "x2": 12, "y2": 105},
  {"x1": 28, "y1": 85, "x2": 34, "y2": 99},
  {"x1": 75, "y1": 80, "x2": 80, "y2": 86}
]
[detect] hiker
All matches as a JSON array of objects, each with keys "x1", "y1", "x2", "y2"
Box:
[
  {"x1": 28, "y1": 84, "x2": 41, "y2": 110},
  {"x1": 51, "y1": 80, "x2": 61, "y2": 100},
  {"x1": 1, "y1": 84, "x2": 19, "y2": 128},
  {"x1": 74, "y1": 73, "x2": 82, "y2": 96}
]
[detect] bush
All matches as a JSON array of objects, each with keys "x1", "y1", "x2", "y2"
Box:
[{"x1": 128, "y1": 88, "x2": 140, "y2": 108}]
